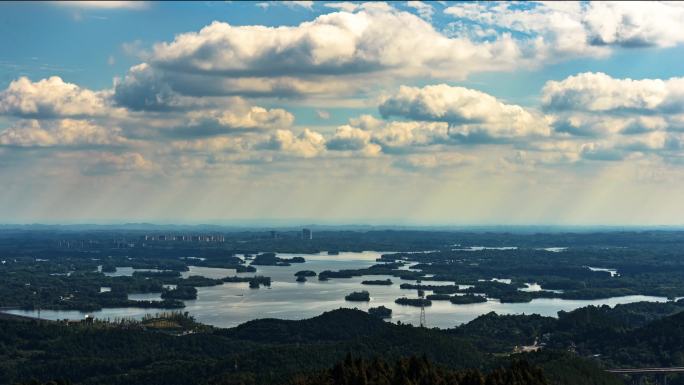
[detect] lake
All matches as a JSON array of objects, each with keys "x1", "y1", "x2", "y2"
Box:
[{"x1": 5, "y1": 251, "x2": 673, "y2": 328}]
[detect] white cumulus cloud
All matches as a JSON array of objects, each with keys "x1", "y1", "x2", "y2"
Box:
[
  {"x1": 258, "y1": 129, "x2": 326, "y2": 158},
  {"x1": 176, "y1": 104, "x2": 294, "y2": 137},
  {"x1": 543, "y1": 72, "x2": 684, "y2": 137},
  {"x1": 379, "y1": 84, "x2": 550, "y2": 140},
  {"x1": 0, "y1": 76, "x2": 115, "y2": 118},
  {"x1": 326, "y1": 125, "x2": 382, "y2": 156},
  {"x1": 112, "y1": 6, "x2": 534, "y2": 100},
  {"x1": 542, "y1": 72, "x2": 684, "y2": 113}
]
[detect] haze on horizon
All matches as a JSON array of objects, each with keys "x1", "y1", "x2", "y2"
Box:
[{"x1": 1, "y1": 1, "x2": 684, "y2": 226}]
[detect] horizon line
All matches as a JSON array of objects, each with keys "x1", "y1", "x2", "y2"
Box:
[{"x1": 2, "y1": 222, "x2": 684, "y2": 229}]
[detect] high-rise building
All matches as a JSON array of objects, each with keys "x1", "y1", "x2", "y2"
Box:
[{"x1": 302, "y1": 228, "x2": 312, "y2": 240}]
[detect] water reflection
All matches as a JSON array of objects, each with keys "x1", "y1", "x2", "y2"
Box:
[
  {"x1": 586, "y1": 266, "x2": 619, "y2": 277},
  {"x1": 519, "y1": 282, "x2": 564, "y2": 294},
  {"x1": 128, "y1": 293, "x2": 162, "y2": 301},
  {"x1": 103, "y1": 267, "x2": 163, "y2": 277}
]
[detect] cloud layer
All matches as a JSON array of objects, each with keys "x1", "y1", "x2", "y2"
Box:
[
  {"x1": 0, "y1": 1, "x2": 683, "y2": 183},
  {"x1": 445, "y1": 1, "x2": 684, "y2": 58},
  {"x1": 0, "y1": 119, "x2": 126, "y2": 147}
]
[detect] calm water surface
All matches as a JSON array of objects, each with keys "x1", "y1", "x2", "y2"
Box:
[{"x1": 6, "y1": 251, "x2": 671, "y2": 328}]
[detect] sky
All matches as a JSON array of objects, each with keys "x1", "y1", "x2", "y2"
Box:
[{"x1": 1, "y1": 1, "x2": 684, "y2": 226}]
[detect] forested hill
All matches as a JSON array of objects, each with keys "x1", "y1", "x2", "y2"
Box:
[
  {"x1": 289, "y1": 355, "x2": 549, "y2": 385},
  {"x1": 450, "y1": 301, "x2": 684, "y2": 371},
  {"x1": 220, "y1": 308, "x2": 395, "y2": 343},
  {"x1": 600, "y1": 310, "x2": 684, "y2": 367},
  {"x1": 0, "y1": 307, "x2": 632, "y2": 385}
]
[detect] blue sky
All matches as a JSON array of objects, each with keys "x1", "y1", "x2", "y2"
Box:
[{"x1": 1, "y1": 1, "x2": 684, "y2": 225}]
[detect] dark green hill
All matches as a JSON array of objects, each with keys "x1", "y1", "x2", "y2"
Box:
[
  {"x1": 289, "y1": 355, "x2": 548, "y2": 385},
  {"x1": 0, "y1": 308, "x2": 625, "y2": 385},
  {"x1": 221, "y1": 308, "x2": 392, "y2": 343}
]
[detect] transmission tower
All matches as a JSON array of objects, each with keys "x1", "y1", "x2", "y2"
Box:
[{"x1": 417, "y1": 279, "x2": 426, "y2": 328}]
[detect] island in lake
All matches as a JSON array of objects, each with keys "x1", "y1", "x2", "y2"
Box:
[
  {"x1": 395, "y1": 297, "x2": 432, "y2": 307},
  {"x1": 345, "y1": 290, "x2": 371, "y2": 301},
  {"x1": 368, "y1": 305, "x2": 392, "y2": 319}
]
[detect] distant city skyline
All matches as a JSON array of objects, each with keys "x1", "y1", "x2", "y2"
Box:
[{"x1": 1, "y1": 1, "x2": 684, "y2": 225}]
